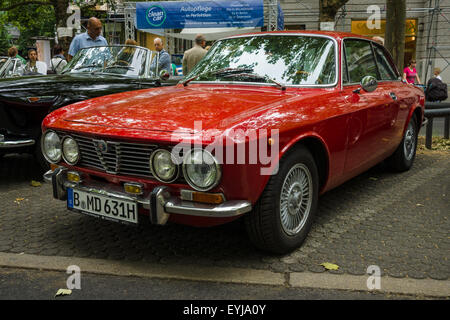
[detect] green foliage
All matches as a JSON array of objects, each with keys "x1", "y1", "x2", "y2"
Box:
[{"x1": 0, "y1": 24, "x2": 11, "y2": 55}]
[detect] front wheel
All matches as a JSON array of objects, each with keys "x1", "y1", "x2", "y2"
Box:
[
  {"x1": 387, "y1": 114, "x2": 418, "y2": 172},
  {"x1": 245, "y1": 145, "x2": 319, "y2": 254}
]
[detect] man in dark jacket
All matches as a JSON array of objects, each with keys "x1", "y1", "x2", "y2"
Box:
[{"x1": 425, "y1": 68, "x2": 448, "y2": 102}]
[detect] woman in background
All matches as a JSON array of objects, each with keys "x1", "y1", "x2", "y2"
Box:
[
  {"x1": 403, "y1": 59, "x2": 421, "y2": 85},
  {"x1": 50, "y1": 44, "x2": 67, "y2": 74}
]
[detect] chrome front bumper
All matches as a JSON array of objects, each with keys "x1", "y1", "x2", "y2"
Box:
[
  {"x1": 44, "y1": 168, "x2": 252, "y2": 225},
  {"x1": 0, "y1": 134, "x2": 35, "y2": 149}
]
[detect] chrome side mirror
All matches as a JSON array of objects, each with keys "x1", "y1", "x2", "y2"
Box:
[
  {"x1": 360, "y1": 75, "x2": 378, "y2": 92},
  {"x1": 159, "y1": 69, "x2": 170, "y2": 81}
]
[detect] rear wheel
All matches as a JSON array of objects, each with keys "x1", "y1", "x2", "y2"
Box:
[
  {"x1": 387, "y1": 114, "x2": 418, "y2": 172},
  {"x1": 245, "y1": 145, "x2": 319, "y2": 254}
]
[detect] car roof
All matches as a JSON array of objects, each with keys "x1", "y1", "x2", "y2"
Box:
[{"x1": 224, "y1": 30, "x2": 374, "y2": 42}]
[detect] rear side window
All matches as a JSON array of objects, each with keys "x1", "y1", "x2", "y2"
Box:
[
  {"x1": 344, "y1": 39, "x2": 378, "y2": 84},
  {"x1": 373, "y1": 45, "x2": 398, "y2": 80}
]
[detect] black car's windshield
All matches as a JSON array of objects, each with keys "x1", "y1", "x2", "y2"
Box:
[
  {"x1": 187, "y1": 35, "x2": 337, "y2": 86},
  {"x1": 62, "y1": 45, "x2": 152, "y2": 77}
]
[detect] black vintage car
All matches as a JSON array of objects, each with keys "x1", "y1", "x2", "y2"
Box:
[{"x1": 0, "y1": 45, "x2": 181, "y2": 168}]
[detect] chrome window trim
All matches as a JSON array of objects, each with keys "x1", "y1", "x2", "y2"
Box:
[{"x1": 187, "y1": 33, "x2": 339, "y2": 88}]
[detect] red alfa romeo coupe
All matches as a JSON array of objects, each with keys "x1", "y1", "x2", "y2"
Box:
[{"x1": 42, "y1": 31, "x2": 425, "y2": 253}]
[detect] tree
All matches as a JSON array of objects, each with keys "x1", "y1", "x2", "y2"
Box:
[
  {"x1": 319, "y1": 0, "x2": 349, "y2": 25},
  {"x1": 385, "y1": 0, "x2": 406, "y2": 71},
  {"x1": 0, "y1": 1, "x2": 113, "y2": 56}
]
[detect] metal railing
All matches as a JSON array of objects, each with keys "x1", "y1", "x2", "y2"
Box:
[{"x1": 424, "y1": 101, "x2": 450, "y2": 149}]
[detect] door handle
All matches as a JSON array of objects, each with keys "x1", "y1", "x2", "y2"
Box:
[{"x1": 389, "y1": 92, "x2": 398, "y2": 101}]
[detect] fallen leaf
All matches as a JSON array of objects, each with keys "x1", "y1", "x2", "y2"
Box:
[
  {"x1": 320, "y1": 262, "x2": 339, "y2": 271},
  {"x1": 369, "y1": 177, "x2": 378, "y2": 181},
  {"x1": 31, "y1": 180, "x2": 42, "y2": 187},
  {"x1": 14, "y1": 198, "x2": 26, "y2": 204},
  {"x1": 416, "y1": 203, "x2": 424, "y2": 207},
  {"x1": 55, "y1": 289, "x2": 72, "y2": 298}
]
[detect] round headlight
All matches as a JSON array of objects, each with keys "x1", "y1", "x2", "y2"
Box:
[
  {"x1": 150, "y1": 149, "x2": 178, "y2": 182},
  {"x1": 62, "y1": 137, "x2": 80, "y2": 165},
  {"x1": 42, "y1": 131, "x2": 61, "y2": 163},
  {"x1": 182, "y1": 149, "x2": 221, "y2": 191}
]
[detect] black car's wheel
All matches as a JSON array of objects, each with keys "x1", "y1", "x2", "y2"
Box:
[
  {"x1": 34, "y1": 134, "x2": 50, "y2": 171},
  {"x1": 245, "y1": 145, "x2": 319, "y2": 254},
  {"x1": 387, "y1": 114, "x2": 418, "y2": 172}
]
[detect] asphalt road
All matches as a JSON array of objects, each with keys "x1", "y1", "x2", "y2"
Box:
[{"x1": 0, "y1": 267, "x2": 420, "y2": 300}]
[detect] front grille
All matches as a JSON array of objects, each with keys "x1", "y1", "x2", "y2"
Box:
[{"x1": 72, "y1": 134, "x2": 158, "y2": 178}]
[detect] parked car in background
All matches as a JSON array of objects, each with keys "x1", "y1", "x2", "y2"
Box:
[
  {"x1": 0, "y1": 45, "x2": 181, "y2": 168},
  {"x1": 42, "y1": 32, "x2": 425, "y2": 253},
  {"x1": 0, "y1": 57, "x2": 25, "y2": 78}
]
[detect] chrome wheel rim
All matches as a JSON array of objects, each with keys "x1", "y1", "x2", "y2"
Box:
[
  {"x1": 280, "y1": 163, "x2": 313, "y2": 236},
  {"x1": 403, "y1": 121, "x2": 416, "y2": 161}
]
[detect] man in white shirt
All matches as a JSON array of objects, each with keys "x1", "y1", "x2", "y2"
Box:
[{"x1": 23, "y1": 49, "x2": 47, "y2": 75}]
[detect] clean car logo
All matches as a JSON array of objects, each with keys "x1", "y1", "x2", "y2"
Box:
[{"x1": 146, "y1": 5, "x2": 166, "y2": 27}]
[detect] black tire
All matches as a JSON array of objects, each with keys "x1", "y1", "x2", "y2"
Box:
[
  {"x1": 34, "y1": 134, "x2": 50, "y2": 171},
  {"x1": 386, "y1": 114, "x2": 418, "y2": 172},
  {"x1": 245, "y1": 145, "x2": 319, "y2": 254}
]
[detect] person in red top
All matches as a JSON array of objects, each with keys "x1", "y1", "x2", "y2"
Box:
[{"x1": 403, "y1": 59, "x2": 421, "y2": 85}]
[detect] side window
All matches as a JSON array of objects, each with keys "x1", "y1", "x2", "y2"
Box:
[
  {"x1": 344, "y1": 39, "x2": 378, "y2": 83},
  {"x1": 373, "y1": 45, "x2": 398, "y2": 81},
  {"x1": 342, "y1": 43, "x2": 349, "y2": 83}
]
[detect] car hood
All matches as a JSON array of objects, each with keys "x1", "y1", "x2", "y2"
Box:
[
  {"x1": 53, "y1": 85, "x2": 297, "y2": 137},
  {"x1": 0, "y1": 73, "x2": 144, "y2": 97}
]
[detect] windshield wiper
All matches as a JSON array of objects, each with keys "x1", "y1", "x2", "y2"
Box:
[
  {"x1": 104, "y1": 65, "x2": 135, "y2": 70},
  {"x1": 73, "y1": 64, "x2": 102, "y2": 71},
  {"x1": 182, "y1": 67, "x2": 254, "y2": 86},
  {"x1": 222, "y1": 72, "x2": 286, "y2": 91}
]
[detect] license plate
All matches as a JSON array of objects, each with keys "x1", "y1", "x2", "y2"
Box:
[{"x1": 67, "y1": 188, "x2": 138, "y2": 224}]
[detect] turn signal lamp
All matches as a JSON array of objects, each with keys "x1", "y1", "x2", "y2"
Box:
[
  {"x1": 50, "y1": 164, "x2": 59, "y2": 171},
  {"x1": 180, "y1": 190, "x2": 225, "y2": 204},
  {"x1": 67, "y1": 171, "x2": 81, "y2": 183},
  {"x1": 124, "y1": 182, "x2": 143, "y2": 195}
]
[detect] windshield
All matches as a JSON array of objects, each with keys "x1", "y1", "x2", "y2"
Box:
[
  {"x1": 187, "y1": 35, "x2": 337, "y2": 86},
  {"x1": 62, "y1": 45, "x2": 152, "y2": 77}
]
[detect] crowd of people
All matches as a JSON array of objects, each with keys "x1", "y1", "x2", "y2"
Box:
[{"x1": 2, "y1": 16, "x2": 209, "y2": 78}]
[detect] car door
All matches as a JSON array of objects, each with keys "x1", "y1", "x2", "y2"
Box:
[
  {"x1": 342, "y1": 39, "x2": 397, "y2": 176},
  {"x1": 372, "y1": 44, "x2": 410, "y2": 152}
]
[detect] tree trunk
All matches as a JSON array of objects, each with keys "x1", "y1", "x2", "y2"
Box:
[
  {"x1": 385, "y1": 0, "x2": 406, "y2": 72},
  {"x1": 319, "y1": 0, "x2": 349, "y2": 23}
]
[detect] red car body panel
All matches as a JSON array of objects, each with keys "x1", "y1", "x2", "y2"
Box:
[{"x1": 42, "y1": 32, "x2": 425, "y2": 227}]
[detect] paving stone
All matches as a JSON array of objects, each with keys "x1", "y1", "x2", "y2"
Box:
[{"x1": 0, "y1": 152, "x2": 448, "y2": 282}]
